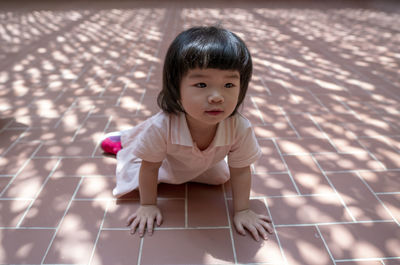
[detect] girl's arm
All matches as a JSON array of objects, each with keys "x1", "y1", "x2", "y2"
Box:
[
  {"x1": 139, "y1": 160, "x2": 162, "y2": 205},
  {"x1": 127, "y1": 160, "x2": 162, "y2": 237},
  {"x1": 229, "y1": 165, "x2": 273, "y2": 241}
]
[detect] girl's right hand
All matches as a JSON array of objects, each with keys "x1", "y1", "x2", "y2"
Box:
[{"x1": 127, "y1": 205, "x2": 163, "y2": 237}]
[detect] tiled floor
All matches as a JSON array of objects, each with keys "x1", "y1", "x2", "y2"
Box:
[{"x1": 1, "y1": 0, "x2": 399, "y2": 264}]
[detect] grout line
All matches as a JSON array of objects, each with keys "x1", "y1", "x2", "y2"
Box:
[
  {"x1": 0, "y1": 142, "x2": 44, "y2": 197},
  {"x1": 0, "y1": 226, "x2": 56, "y2": 230},
  {"x1": 335, "y1": 257, "x2": 400, "y2": 263},
  {"x1": 263, "y1": 197, "x2": 288, "y2": 265},
  {"x1": 375, "y1": 191, "x2": 400, "y2": 195},
  {"x1": 98, "y1": 74, "x2": 116, "y2": 97},
  {"x1": 0, "y1": 127, "x2": 29, "y2": 157},
  {"x1": 323, "y1": 168, "x2": 400, "y2": 174},
  {"x1": 102, "y1": 226, "x2": 232, "y2": 231},
  {"x1": 356, "y1": 171, "x2": 400, "y2": 226},
  {"x1": 185, "y1": 183, "x2": 188, "y2": 228},
  {"x1": 279, "y1": 106, "x2": 301, "y2": 139},
  {"x1": 54, "y1": 98, "x2": 78, "y2": 129},
  {"x1": 41, "y1": 177, "x2": 84, "y2": 265},
  {"x1": 0, "y1": 117, "x2": 14, "y2": 133},
  {"x1": 350, "y1": 133, "x2": 387, "y2": 171},
  {"x1": 222, "y1": 184, "x2": 238, "y2": 264},
  {"x1": 272, "y1": 138, "x2": 301, "y2": 195},
  {"x1": 337, "y1": 99, "x2": 362, "y2": 121},
  {"x1": 311, "y1": 154, "x2": 357, "y2": 222},
  {"x1": 137, "y1": 237, "x2": 144, "y2": 265},
  {"x1": 16, "y1": 158, "x2": 62, "y2": 228},
  {"x1": 259, "y1": 76, "x2": 272, "y2": 96},
  {"x1": 250, "y1": 95, "x2": 265, "y2": 125},
  {"x1": 88, "y1": 200, "x2": 110, "y2": 265},
  {"x1": 135, "y1": 89, "x2": 147, "y2": 116},
  {"x1": 307, "y1": 113, "x2": 341, "y2": 153},
  {"x1": 91, "y1": 115, "x2": 114, "y2": 157},
  {"x1": 274, "y1": 219, "x2": 395, "y2": 228},
  {"x1": 281, "y1": 151, "x2": 368, "y2": 156},
  {"x1": 70, "y1": 107, "x2": 95, "y2": 142},
  {"x1": 315, "y1": 225, "x2": 337, "y2": 265}
]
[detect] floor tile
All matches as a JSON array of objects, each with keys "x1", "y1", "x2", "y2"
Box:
[
  {"x1": 267, "y1": 195, "x2": 353, "y2": 225},
  {"x1": 254, "y1": 123, "x2": 298, "y2": 139},
  {"x1": 378, "y1": 194, "x2": 400, "y2": 223},
  {"x1": 52, "y1": 157, "x2": 116, "y2": 177},
  {"x1": 292, "y1": 123, "x2": 326, "y2": 138},
  {"x1": 359, "y1": 138, "x2": 400, "y2": 170},
  {"x1": 140, "y1": 229, "x2": 235, "y2": 264},
  {"x1": 225, "y1": 173, "x2": 298, "y2": 198},
  {"x1": 35, "y1": 140, "x2": 97, "y2": 157},
  {"x1": 1, "y1": 158, "x2": 58, "y2": 198},
  {"x1": 90, "y1": 230, "x2": 141, "y2": 265},
  {"x1": 283, "y1": 155, "x2": 335, "y2": 195},
  {"x1": 335, "y1": 261, "x2": 383, "y2": 265},
  {"x1": 187, "y1": 183, "x2": 228, "y2": 227},
  {"x1": 43, "y1": 200, "x2": 107, "y2": 264},
  {"x1": 313, "y1": 153, "x2": 384, "y2": 172},
  {"x1": 277, "y1": 226, "x2": 335, "y2": 265},
  {"x1": 0, "y1": 200, "x2": 31, "y2": 227},
  {"x1": 276, "y1": 138, "x2": 337, "y2": 154},
  {"x1": 158, "y1": 183, "x2": 186, "y2": 199},
  {"x1": 254, "y1": 139, "x2": 287, "y2": 173},
  {"x1": 20, "y1": 177, "x2": 80, "y2": 227},
  {"x1": 75, "y1": 176, "x2": 115, "y2": 199},
  {"x1": 318, "y1": 222, "x2": 400, "y2": 260},
  {"x1": 0, "y1": 129, "x2": 24, "y2": 155},
  {"x1": 329, "y1": 137, "x2": 369, "y2": 153},
  {"x1": 0, "y1": 229, "x2": 54, "y2": 264},
  {"x1": 0, "y1": 142, "x2": 41, "y2": 175},
  {"x1": 73, "y1": 115, "x2": 109, "y2": 142},
  {"x1": 0, "y1": 177, "x2": 12, "y2": 194},
  {"x1": 345, "y1": 122, "x2": 400, "y2": 138},
  {"x1": 327, "y1": 172, "x2": 393, "y2": 221}
]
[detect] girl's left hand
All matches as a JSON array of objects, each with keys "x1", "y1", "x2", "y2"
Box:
[{"x1": 233, "y1": 209, "x2": 273, "y2": 241}]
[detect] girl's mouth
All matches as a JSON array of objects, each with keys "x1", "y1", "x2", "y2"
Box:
[{"x1": 205, "y1": 110, "x2": 224, "y2": 116}]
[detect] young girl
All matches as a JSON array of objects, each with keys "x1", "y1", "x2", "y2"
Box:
[{"x1": 101, "y1": 26, "x2": 273, "y2": 241}]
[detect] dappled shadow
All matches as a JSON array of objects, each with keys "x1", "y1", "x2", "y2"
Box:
[{"x1": 1, "y1": 0, "x2": 399, "y2": 264}]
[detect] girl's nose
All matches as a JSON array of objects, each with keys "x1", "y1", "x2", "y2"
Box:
[{"x1": 208, "y1": 92, "x2": 224, "y2": 103}]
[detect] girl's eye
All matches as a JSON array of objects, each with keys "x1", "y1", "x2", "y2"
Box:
[
  {"x1": 195, "y1": 83, "x2": 207, "y2": 88},
  {"x1": 225, "y1": 83, "x2": 235, "y2": 88}
]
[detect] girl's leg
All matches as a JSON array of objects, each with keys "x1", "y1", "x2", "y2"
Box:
[{"x1": 192, "y1": 160, "x2": 230, "y2": 185}]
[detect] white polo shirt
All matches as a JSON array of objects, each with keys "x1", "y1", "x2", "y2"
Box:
[{"x1": 113, "y1": 111, "x2": 261, "y2": 197}]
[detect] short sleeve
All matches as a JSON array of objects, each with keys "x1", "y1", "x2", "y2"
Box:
[
  {"x1": 121, "y1": 113, "x2": 167, "y2": 163},
  {"x1": 228, "y1": 115, "x2": 262, "y2": 168}
]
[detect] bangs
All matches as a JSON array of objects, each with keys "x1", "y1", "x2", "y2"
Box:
[{"x1": 179, "y1": 29, "x2": 251, "y2": 75}]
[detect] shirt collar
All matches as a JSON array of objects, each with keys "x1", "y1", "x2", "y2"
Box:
[{"x1": 170, "y1": 112, "x2": 234, "y2": 147}]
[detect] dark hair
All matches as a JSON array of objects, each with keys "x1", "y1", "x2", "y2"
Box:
[{"x1": 157, "y1": 26, "x2": 253, "y2": 115}]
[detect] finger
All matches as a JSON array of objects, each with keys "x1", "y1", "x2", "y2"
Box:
[
  {"x1": 260, "y1": 220, "x2": 274, "y2": 234},
  {"x1": 234, "y1": 221, "x2": 246, "y2": 236},
  {"x1": 147, "y1": 219, "x2": 154, "y2": 236},
  {"x1": 246, "y1": 225, "x2": 260, "y2": 242},
  {"x1": 126, "y1": 213, "x2": 137, "y2": 226},
  {"x1": 156, "y1": 212, "x2": 163, "y2": 226},
  {"x1": 255, "y1": 223, "x2": 268, "y2": 240},
  {"x1": 138, "y1": 219, "x2": 147, "y2": 237},
  {"x1": 130, "y1": 218, "x2": 140, "y2": 234},
  {"x1": 258, "y1": 214, "x2": 272, "y2": 223}
]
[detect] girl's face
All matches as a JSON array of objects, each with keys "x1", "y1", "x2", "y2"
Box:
[{"x1": 180, "y1": 68, "x2": 240, "y2": 130}]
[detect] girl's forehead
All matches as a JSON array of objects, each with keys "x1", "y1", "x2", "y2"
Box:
[{"x1": 185, "y1": 68, "x2": 240, "y2": 79}]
